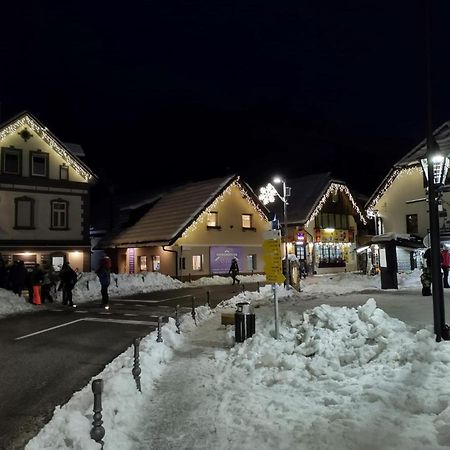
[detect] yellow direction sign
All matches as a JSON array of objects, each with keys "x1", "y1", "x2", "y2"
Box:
[{"x1": 263, "y1": 237, "x2": 285, "y2": 284}]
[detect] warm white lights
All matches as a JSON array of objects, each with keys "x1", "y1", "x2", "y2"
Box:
[
  {"x1": 306, "y1": 183, "x2": 367, "y2": 226},
  {"x1": 0, "y1": 114, "x2": 93, "y2": 181},
  {"x1": 366, "y1": 166, "x2": 421, "y2": 216},
  {"x1": 181, "y1": 178, "x2": 268, "y2": 238}
]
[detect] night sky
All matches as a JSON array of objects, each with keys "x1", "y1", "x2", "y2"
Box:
[{"x1": 1, "y1": 1, "x2": 450, "y2": 197}]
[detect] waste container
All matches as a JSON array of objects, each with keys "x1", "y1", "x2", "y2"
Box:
[{"x1": 235, "y1": 302, "x2": 255, "y2": 343}]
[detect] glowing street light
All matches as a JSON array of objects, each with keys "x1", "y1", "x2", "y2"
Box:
[{"x1": 259, "y1": 177, "x2": 291, "y2": 289}]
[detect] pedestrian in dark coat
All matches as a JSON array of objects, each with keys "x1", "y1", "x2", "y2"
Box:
[
  {"x1": 10, "y1": 260, "x2": 28, "y2": 297},
  {"x1": 59, "y1": 261, "x2": 78, "y2": 306},
  {"x1": 228, "y1": 258, "x2": 240, "y2": 285},
  {"x1": 96, "y1": 257, "x2": 111, "y2": 308},
  {"x1": 0, "y1": 255, "x2": 7, "y2": 289}
]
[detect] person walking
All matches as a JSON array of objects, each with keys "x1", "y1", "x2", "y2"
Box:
[
  {"x1": 228, "y1": 258, "x2": 240, "y2": 285},
  {"x1": 421, "y1": 248, "x2": 432, "y2": 296},
  {"x1": 96, "y1": 257, "x2": 111, "y2": 309},
  {"x1": 59, "y1": 261, "x2": 78, "y2": 307},
  {"x1": 441, "y1": 244, "x2": 450, "y2": 288},
  {"x1": 40, "y1": 263, "x2": 55, "y2": 303}
]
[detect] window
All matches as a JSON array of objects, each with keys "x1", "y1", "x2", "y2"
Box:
[
  {"x1": 315, "y1": 213, "x2": 348, "y2": 230},
  {"x1": 51, "y1": 199, "x2": 68, "y2": 229},
  {"x1": 207, "y1": 211, "x2": 219, "y2": 227},
  {"x1": 242, "y1": 214, "x2": 253, "y2": 229},
  {"x1": 152, "y1": 255, "x2": 161, "y2": 271},
  {"x1": 192, "y1": 255, "x2": 202, "y2": 271},
  {"x1": 30, "y1": 151, "x2": 49, "y2": 177},
  {"x1": 179, "y1": 257, "x2": 186, "y2": 270},
  {"x1": 2, "y1": 147, "x2": 21, "y2": 175},
  {"x1": 406, "y1": 214, "x2": 418, "y2": 234},
  {"x1": 52, "y1": 256, "x2": 64, "y2": 271},
  {"x1": 139, "y1": 255, "x2": 147, "y2": 271},
  {"x1": 60, "y1": 165, "x2": 69, "y2": 180},
  {"x1": 247, "y1": 254, "x2": 257, "y2": 271},
  {"x1": 14, "y1": 196, "x2": 35, "y2": 229}
]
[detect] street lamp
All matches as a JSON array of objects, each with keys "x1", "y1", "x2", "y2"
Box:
[
  {"x1": 421, "y1": 0, "x2": 449, "y2": 342},
  {"x1": 421, "y1": 139, "x2": 450, "y2": 342},
  {"x1": 259, "y1": 177, "x2": 291, "y2": 288}
]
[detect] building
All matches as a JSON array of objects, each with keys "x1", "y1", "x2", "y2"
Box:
[
  {"x1": 363, "y1": 122, "x2": 450, "y2": 273},
  {"x1": 267, "y1": 173, "x2": 367, "y2": 274},
  {"x1": 0, "y1": 111, "x2": 97, "y2": 271},
  {"x1": 97, "y1": 175, "x2": 270, "y2": 279}
]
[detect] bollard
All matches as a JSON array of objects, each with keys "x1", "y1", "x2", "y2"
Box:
[
  {"x1": 241, "y1": 283, "x2": 245, "y2": 293},
  {"x1": 132, "y1": 338, "x2": 142, "y2": 392},
  {"x1": 206, "y1": 290, "x2": 211, "y2": 308},
  {"x1": 86, "y1": 280, "x2": 90, "y2": 290},
  {"x1": 191, "y1": 296, "x2": 197, "y2": 326},
  {"x1": 257, "y1": 281, "x2": 260, "y2": 293},
  {"x1": 142, "y1": 275, "x2": 145, "y2": 282},
  {"x1": 156, "y1": 316, "x2": 163, "y2": 342},
  {"x1": 90, "y1": 379, "x2": 105, "y2": 448},
  {"x1": 114, "y1": 277, "x2": 118, "y2": 288},
  {"x1": 175, "y1": 305, "x2": 181, "y2": 334}
]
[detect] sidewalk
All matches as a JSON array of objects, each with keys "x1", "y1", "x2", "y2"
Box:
[{"x1": 25, "y1": 272, "x2": 450, "y2": 450}]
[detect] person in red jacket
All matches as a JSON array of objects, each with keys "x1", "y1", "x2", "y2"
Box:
[{"x1": 441, "y1": 244, "x2": 450, "y2": 288}]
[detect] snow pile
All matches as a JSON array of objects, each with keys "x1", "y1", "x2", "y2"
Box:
[
  {"x1": 0, "y1": 288, "x2": 34, "y2": 317},
  {"x1": 184, "y1": 273, "x2": 265, "y2": 287}
]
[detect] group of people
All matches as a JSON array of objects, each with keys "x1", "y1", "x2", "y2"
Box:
[
  {"x1": 0, "y1": 258, "x2": 82, "y2": 306},
  {"x1": 0, "y1": 255, "x2": 112, "y2": 308},
  {"x1": 420, "y1": 244, "x2": 450, "y2": 296}
]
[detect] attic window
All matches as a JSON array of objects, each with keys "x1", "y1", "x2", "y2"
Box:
[
  {"x1": 2, "y1": 148, "x2": 22, "y2": 175},
  {"x1": 30, "y1": 151, "x2": 49, "y2": 177},
  {"x1": 207, "y1": 212, "x2": 219, "y2": 228},
  {"x1": 60, "y1": 165, "x2": 69, "y2": 180}
]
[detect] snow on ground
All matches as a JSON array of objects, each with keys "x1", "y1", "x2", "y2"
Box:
[{"x1": 25, "y1": 269, "x2": 450, "y2": 450}]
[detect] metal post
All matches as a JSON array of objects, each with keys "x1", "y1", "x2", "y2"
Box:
[
  {"x1": 206, "y1": 290, "x2": 211, "y2": 308},
  {"x1": 425, "y1": 0, "x2": 448, "y2": 342},
  {"x1": 132, "y1": 338, "x2": 142, "y2": 392},
  {"x1": 241, "y1": 283, "x2": 245, "y2": 293},
  {"x1": 90, "y1": 379, "x2": 105, "y2": 448},
  {"x1": 156, "y1": 316, "x2": 163, "y2": 342},
  {"x1": 86, "y1": 280, "x2": 90, "y2": 290},
  {"x1": 175, "y1": 304, "x2": 181, "y2": 333},
  {"x1": 272, "y1": 283, "x2": 279, "y2": 339},
  {"x1": 191, "y1": 296, "x2": 197, "y2": 326},
  {"x1": 257, "y1": 281, "x2": 260, "y2": 293},
  {"x1": 114, "y1": 277, "x2": 118, "y2": 288}
]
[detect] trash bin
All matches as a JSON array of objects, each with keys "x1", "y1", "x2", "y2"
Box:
[{"x1": 235, "y1": 302, "x2": 255, "y2": 343}]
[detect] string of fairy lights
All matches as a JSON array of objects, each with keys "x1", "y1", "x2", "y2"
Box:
[
  {"x1": 181, "y1": 178, "x2": 268, "y2": 238},
  {"x1": 366, "y1": 166, "x2": 421, "y2": 217},
  {"x1": 305, "y1": 182, "x2": 367, "y2": 226},
  {"x1": 0, "y1": 114, "x2": 93, "y2": 181}
]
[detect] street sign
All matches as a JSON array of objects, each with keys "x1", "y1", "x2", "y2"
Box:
[{"x1": 262, "y1": 237, "x2": 285, "y2": 284}]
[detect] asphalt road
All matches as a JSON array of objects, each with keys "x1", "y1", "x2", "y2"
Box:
[{"x1": 0, "y1": 281, "x2": 262, "y2": 450}]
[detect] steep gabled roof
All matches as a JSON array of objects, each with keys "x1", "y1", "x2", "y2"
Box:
[
  {"x1": 0, "y1": 111, "x2": 97, "y2": 182},
  {"x1": 365, "y1": 122, "x2": 450, "y2": 211},
  {"x1": 101, "y1": 175, "x2": 269, "y2": 248},
  {"x1": 269, "y1": 172, "x2": 366, "y2": 226}
]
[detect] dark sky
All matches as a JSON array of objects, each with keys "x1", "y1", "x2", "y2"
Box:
[{"x1": 1, "y1": 1, "x2": 450, "y2": 197}]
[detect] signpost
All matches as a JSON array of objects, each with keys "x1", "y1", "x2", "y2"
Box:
[{"x1": 263, "y1": 229, "x2": 285, "y2": 338}]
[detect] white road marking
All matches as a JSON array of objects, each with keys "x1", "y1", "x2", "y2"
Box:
[
  {"x1": 15, "y1": 319, "x2": 85, "y2": 340},
  {"x1": 15, "y1": 317, "x2": 158, "y2": 340}
]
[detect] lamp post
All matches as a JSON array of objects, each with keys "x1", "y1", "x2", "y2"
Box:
[
  {"x1": 421, "y1": 140, "x2": 450, "y2": 342},
  {"x1": 420, "y1": 0, "x2": 449, "y2": 342},
  {"x1": 259, "y1": 177, "x2": 291, "y2": 289}
]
